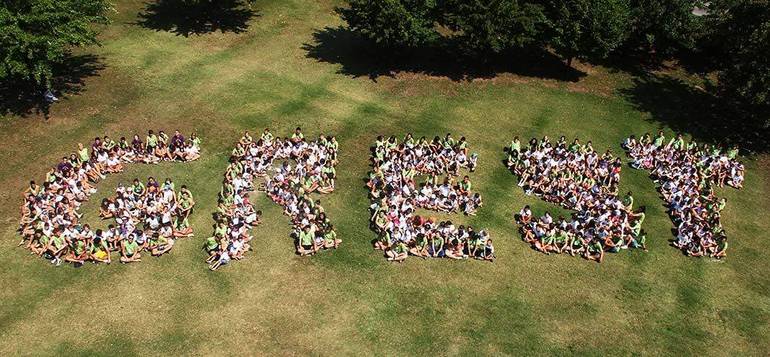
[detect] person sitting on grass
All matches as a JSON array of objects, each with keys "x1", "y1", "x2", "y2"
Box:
[
  {"x1": 209, "y1": 245, "x2": 230, "y2": 271},
  {"x1": 323, "y1": 225, "x2": 341, "y2": 249},
  {"x1": 386, "y1": 241, "x2": 408, "y2": 262},
  {"x1": 64, "y1": 234, "x2": 89, "y2": 267},
  {"x1": 47, "y1": 229, "x2": 68, "y2": 266},
  {"x1": 149, "y1": 232, "x2": 174, "y2": 256},
  {"x1": 296, "y1": 225, "x2": 317, "y2": 256},
  {"x1": 120, "y1": 235, "x2": 141, "y2": 263},
  {"x1": 90, "y1": 233, "x2": 111, "y2": 264}
]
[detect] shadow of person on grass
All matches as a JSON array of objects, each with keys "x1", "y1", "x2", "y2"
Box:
[
  {"x1": 0, "y1": 54, "x2": 104, "y2": 119},
  {"x1": 302, "y1": 26, "x2": 586, "y2": 82},
  {"x1": 137, "y1": 0, "x2": 259, "y2": 37},
  {"x1": 620, "y1": 73, "x2": 769, "y2": 153}
]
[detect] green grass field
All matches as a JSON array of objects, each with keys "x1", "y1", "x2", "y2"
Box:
[{"x1": 1, "y1": 0, "x2": 769, "y2": 355}]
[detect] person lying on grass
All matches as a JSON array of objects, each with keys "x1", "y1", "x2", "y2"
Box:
[
  {"x1": 624, "y1": 132, "x2": 743, "y2": 259},
  {"x1": 367, "y1": 133, "x2": 492, "y2": 262},
  {"x1": 17, "y1": 130, "x2": 200, "y2": 267}
]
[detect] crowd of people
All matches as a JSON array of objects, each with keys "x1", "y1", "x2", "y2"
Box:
[
  {"x1": 207, "y1": 128, "x2": 341, "y2": 270},
  {"x1": 17, "y1": 127, "x2": 747, "y2": 267},
  {"x1": 98, "y1": 177, "x2": 196, "y2": 262},
  {"x1": 506, "y1": 136, "x2": 646, "y2": 262},
  {"x1": 367, "y1": 134, "x2": 494, "y2": 262},
  {"x1": 624, "y1": 131, "x2": 743, "y2": 258},
  {"x1": 18, "y1": 130, "x2": 201, "y2": 266}
]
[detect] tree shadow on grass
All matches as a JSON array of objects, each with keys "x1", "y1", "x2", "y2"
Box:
[
  {"x1": 302, "y1": 26, "x2": 586, "y2": 82},
  {"x1": 137, "y1": 0, "x2": 259, "y2": 37},
  {"x1": 619, "y1": 73, "x2": 769, "y2": 153},
  {"x1": 0, "y1": 54, "x2": 104, "y2": 118}
]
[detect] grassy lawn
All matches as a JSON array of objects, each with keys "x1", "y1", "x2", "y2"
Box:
[{"x1": 1, "y1": 0, "x2": 769, "y2": 355}]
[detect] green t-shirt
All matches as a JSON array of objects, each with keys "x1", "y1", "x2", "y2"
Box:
[
  {"x1": 669, "y1": 138, "x2": 684, "y2": 150},
  {"x1": 623, "y1": 195, "x2": 633, "y2": 208},
  {"x1": 179, "y1": 198, "x2": 192, "y2": 210},
  {"x1": 214, "y1": 225, "x2": 227, "y2": 237},
  {"x1": 417, "y1": 236, "x2": 428, "y2": 248},
  {"x1": 432, "y1": 237, "x2": 445, "y2": 251},
  {"x1": 555, "y1": 231, "x2": 568, "y2": 243},
  {"x1": 299, "y1": 230, "x2": 313, "y2": 246},
  {"x1": 78, "y1": 148, "x2": 89, "y2": 162},
  {"x1": 146, "y1": 134, "x2": 158, "y2": 147},
  {"x1": 510, "y1": 140, "x2": 521, "y2": 153},
  {"x1": 124, "y1": 240, "x2": 139, "y2": 255},
  {"x1": 73, "y1": 240, "x2": 86, "y2": 255},
  {"x1": 205, "y1": 237, "x2": 219, "y2": 251},
  {"x1": 52, "y1": 235, "x2": 66, "y2": 249},
  {"x1": 322, "y1": 166, "x2": 336, "y2": 177},
  {"x1": 636, "y1": 212, "x2": 646, "y2": 225}
]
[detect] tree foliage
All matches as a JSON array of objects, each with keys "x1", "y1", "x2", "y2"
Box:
[
  {"x1": 546, "y1": 0, "x2": 631, "y2": 64},
  {"x1": 337, "y1": 0, "x2": 655, "y2": 63},
  {"x1": 442, "y1": 0, "x2": 548, "y2": 54},
  {"x1": 336, "y1": 0, "x2": 439, "y2": 48},
  {"x1": 625, "y1": 0, "x2": 703, "y2": 56},
  {"x1": 0, "y1": 0, "x2": 112, "y2": 86},
  {"x1": 710, "y1": 0, "x2": 770, "y2": 127}
]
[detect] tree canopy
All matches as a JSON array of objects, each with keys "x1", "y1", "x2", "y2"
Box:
[
  {"x1": 625, "y1": 0, "x2": 703, "y2": 56},
  {"x1": 442, "y1": 0, "x2": 548, "y2": 54},
  {"x1": 546, "y1": 0, "x2": 631, "y2": 65},
  {"x1": 709, "y1": 0, "x2": 770, "y2": 128},
  {"x1": 336, "y1": 0, "x2": 770, "y2": 134},
  {"x1": 336, "y1": 0, "x2": 671, "y2": 62},
  {"x1": 0, "y1": 0, "x2": 112, "y2": 87},
  {"x1": 337, "y1": 0, "x2": 439, "y2": 48}
]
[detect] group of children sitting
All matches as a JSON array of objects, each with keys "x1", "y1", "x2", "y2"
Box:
[
  {"x1": 18, "y1": 126, "x2": 747, "y2": 267},
  {"x1": 367, "y1": 134, "x2": 494, "y2": 262},
  {"x1": 18, "y1": 130, "x2": 200, "y2": 266},
  {"x1": 206, "y1": 128, "x2": 341, "y2": 270},
  {"x1": 506, "y1": 136, "x2": 647, "y2": 262},
  {"x1": 624, "y1": 131, "x2": 743, "y2": 258},
  {"x1": 98, "y1": 177, "x2": 196, "y2": 262}
]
